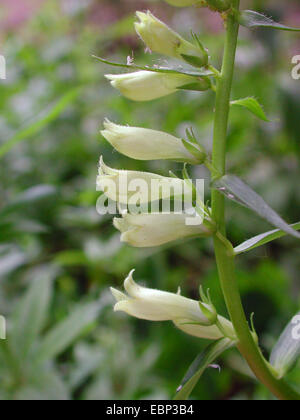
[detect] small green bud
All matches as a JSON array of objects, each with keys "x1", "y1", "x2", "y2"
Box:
[
  {"x1": 179, "y1": 53, "x2": 207, "y2": 68},
  {"x1": 135, "y1": 11, "x2": 208, "y2": 68}
]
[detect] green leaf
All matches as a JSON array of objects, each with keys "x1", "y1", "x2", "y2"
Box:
[
  {"x1": 0, "y1": 185, "x2": 57, "y2": 217},
  {"x1": 93, "y1": 55, "x2": 214, "y2": 78},
  {"x1": 270, "y1": 312, "x2": 300, "y2": 378},
  {"x1": 234, "y1": 222, "x2": 300, "y2": 255},
  {"x1": 231, "y1": 97, "x2": 270, "y2": 122},
  {"x1": 0, "y1": 88, "x2": 81, "y2": 159},
  {"x1": 0, "y1": 246, "x2": 26, "y2": 275},
  {"x1": 238, "y1": 10, "x2": 300, "y2": 32},
  {"x1": 54, "y1": 250, "x2": 88, "y2": 266},
  {"x1": 174, "y1": 338, "x2": 235, "y2": 400},
  {"x1": 11, "y1": 265, "x2": 56, "y2": 358},
  {"x1": 212, "y1": 175, "x2": 300, "y2": 240},
  {"x1": 14, "y1": 371, "x2": 70, "y2": 401},
  {"x1": 35, "y1": 302, "x2": 102, "y2": 363}
]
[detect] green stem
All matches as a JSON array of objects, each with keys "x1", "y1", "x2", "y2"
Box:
[{"x1": 210, "y1": 1, "x2": 300, "y2": 401}]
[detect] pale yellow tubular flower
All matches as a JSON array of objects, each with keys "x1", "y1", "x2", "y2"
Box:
[
  {"x1": 105, "y1": 71, "x2": 211, "y2": 102},
  {"x1": 96, "y1": 157, "x2": 192, "y2": 205},
  {"x1": 101, "y1": 119, "x2": 199, "y2": 164},
  {"x1": 135, "y1": 11, "x2": 208, "y2": 67},
  {"x1": 111, "y1": 270, "x2": 236, "y2": 340},
  {"x1": 113, "y1": 213, "x2": 214, "y2": 247}
]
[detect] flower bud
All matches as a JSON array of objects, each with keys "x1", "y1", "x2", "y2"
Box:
[
  {"x1": 105, "y1": 71, "x2": 211, "y2": 102},
  {"x1": 113, "y1": 212, "x2": 214, "y2": 247},
  {"x1": 205, "y1": 0, "x2": 231, "y2": 11},
  {"x1": 270, "y1": 312, "x2": 300, "y2": 378},
  {"x1": 111, "y1": 270, "x2": 235, "y2": 340},
  {"x1": 101, "y1": 119, "x2": 201, "y2": 164},
  {"x1": 164, "y1": 0, "x2": 202, "y2": 6},
  {"x1": 135, "y1": 11, "x2": 208, "y2": 68},
  {"x1": 97, "y1": 157, "x2": 193, "y2": 205}
]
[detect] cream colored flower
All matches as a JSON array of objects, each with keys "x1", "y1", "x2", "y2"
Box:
[
  {"x1": 101, "y1": 119, "x2": 202, "y2": 164},
  {"x1": 135, "y1": 11, "x2": 208, "y2": 67},
  {"x1": 113, "y1": 212, "x2": 214, "y2": 247},
  {"x1": 105, "y1": 71, "x2": 211, "y2": 102},
  {"x1": 174, "y1": 317, "x2": 235, "y2": 340},
  {"x1": 111, "y1": 270, "x2": 235, "y2": 340},
  {"x1": 96, "y1": 157, "x2": 192, "y2": 205}
]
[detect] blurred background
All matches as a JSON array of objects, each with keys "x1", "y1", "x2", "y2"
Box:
[{"x1": 0, "y1": 0, "x2": 299, "y2": 400}]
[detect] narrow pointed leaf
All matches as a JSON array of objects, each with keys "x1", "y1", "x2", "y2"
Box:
[
  {"x1": 231, "y1": 97, "x2": 270, "y2": 122},
  {"x1": 0, "y1": 185, "x2": 57, "y2": 217},
  {"x1": 212, "y1": 175, "x2": 300, "y2": 239},
  {"x1": 270, "y1": 312, "x2": 300, "y2": 378},
  {"x1": 239, "y1": 10, "x2": 300, "y2": 32},
  {"x1": 93, "y1": 56, "x2": 213, "y2": 78},
  {"x1": 234, "y1": 222, "x2": 300, "y2": 255},
  {"x1": 36, "y1": 302, "x2": 102, "y2": 363},
  {"x1": 0, "y1": 88, "x2": 81, "y2": 159},
  {"x1": 174, "y1": 338, "x2": 235, "y2": 400},
  {"x1": 11, "y1": 265, "x2": 56, "y2": 358}
]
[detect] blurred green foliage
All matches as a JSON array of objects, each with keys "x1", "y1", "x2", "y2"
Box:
[{"x1": 0, "y1": 0, "x2": 299, "y2": 400}]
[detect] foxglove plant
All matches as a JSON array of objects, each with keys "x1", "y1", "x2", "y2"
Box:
[{"x1": 97, "y1": 0, "x2": 300, "y2": 400}]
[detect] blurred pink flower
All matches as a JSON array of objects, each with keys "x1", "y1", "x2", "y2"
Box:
[
  {"x1": 285, "y1": 5, "x2": 300, "y2": 27},
  {"x1": 1, "y1": 0, "x2": 45, "y2": 30},
  {"x1": 200, "y1": 8, "x2": 223, "y2": 33}
]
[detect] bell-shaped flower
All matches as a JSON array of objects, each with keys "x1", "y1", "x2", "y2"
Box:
[
  {"x1": 105, "y1": 71, "x2": 211, "y2": 102},
  {"x1": 101, "y1": 119, "x2": 204, "y2": 164},
  {"x1": 113, "y1": 212, "x2": 214, "y2": 247},
  {"x1": 135, "y1": 11, "x2": 208, "y2": 67},
  {"x1": 97, "y1": 157, "x2": 193, "y2": 205},
  {"x1": 111, "y1": 270, "x2": 235, "y2": 341}
]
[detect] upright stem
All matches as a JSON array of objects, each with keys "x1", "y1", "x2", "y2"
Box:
[{"x1": 211, "y1": 0, "x2": 300, "y2": 401}]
